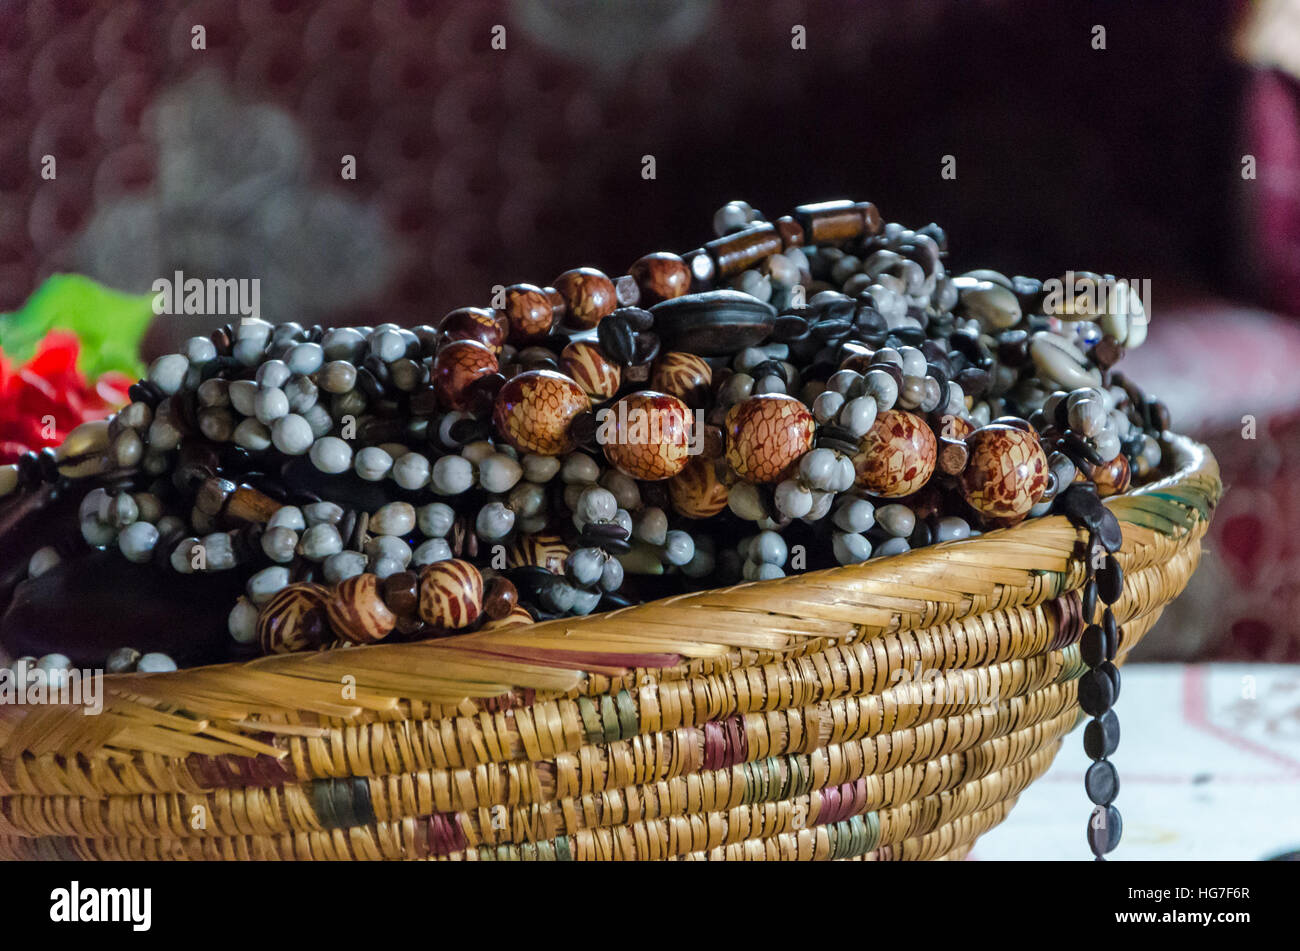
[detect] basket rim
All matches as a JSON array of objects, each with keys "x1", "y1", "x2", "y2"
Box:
[{"x1": 87, "y1": 430, "x2": 1218, "y2": 688}]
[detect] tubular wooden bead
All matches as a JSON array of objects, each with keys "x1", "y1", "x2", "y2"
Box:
[
  {"x1": 326, "y1": 573, "x2": 397, "y2": 644},
  {"x1": 418, "y1": 558, "x2": 484, "y2": 629},
  {"x1": 794, "y1": 200, "x2": 866, "y2": 244},
  {"x1": 554, "y1": 267, "x2": 617, "y2": 330},
  {"x1": 224, "y1": 485, "x2": 283, "y2": 524},
  {"x1": 704, "y1": 223, "x2": 782, "y2": 278}
]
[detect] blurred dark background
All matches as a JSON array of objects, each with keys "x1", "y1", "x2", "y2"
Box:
[{"x1": 5, "y1": 0, "x2": 1300, "y2": 660}]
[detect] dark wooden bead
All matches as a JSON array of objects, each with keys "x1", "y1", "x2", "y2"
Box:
[
  {"x1": 629, "y1": 252, "x2": 692, "y2": 306},
  {"x1": 1096, "y1": 507, "x2": 1123, "y2": 553},
  {"x1": 703, "y1": 223, "x2": 781, "y2": 278},
  {"x1": 954, "y1": 367, "x2": 990, "y2": 397},
  {"x1": 1146, "y1": 397, "x2": 1171, "y2": 432},
  {"x1": 1085, "y1": 759, "x2": 1119, "y2": 805},
  {"x1": 1080, "y1": 623, "x2": 1107, "y2": 667},
  {"x1": 127, "y1": 380, "x2": 161, "y2": 407},
  {"x1": 1081, "y1": 578, "x2": 1097, "y2": 623},
  {"x1": 794, "y1": 199, "x2": 867, "y2": 244},
  {"x1": 775, "y1": 215, "x2": 805, "y2": 248},
  {"x1": 1097, "y1": 553, "x2": 1123, "y2": 604},
  {"x1": 1090, "y1": 335, "x2": 1125, "y2": 370},
  {"x1": 195, "y1": 477, "x2": 237, "y2": 517},
  {"x1": 439, "y1": 307, "x2": 506, "y2": 353},
  {"x1": 1100, "y1": 660, "x2": 1121, "y2": 701},
  {"x1": 1083, "y1": 710, "x2": 1120, "y2": 759},
  {"x1": 484, "y1": 575, "x2": 519, "y2": 620},
  {"x1": 381, "y1": 570, "x2": 420, "y2": 619},
  {"x1": 772, "y1": 311, "x2": 809, "y2": 342},
  {"x1": 1078, "y1": 667, "x2": 1115, "y2": 716},
  {"x1": 409, "y1": 386, "x2": 440, "y2": 416},
  {"x1": 937, "y1": 435, "x2": 969, "y2": 476},
  {"x1": 597, "y1": 311, "x2": 636, "y2": 366},
  {"x1": 16, "y1": 451, "x2": 42, "y2": 489},
  {"x1": 1102, "y1": 607, "x2": 1119, "y2": 659},
  {"x1": 209, "y1": 326, "x2": 233, "y2": 355},
  {"x1": 1087, "y1": 804, "x2": 1122, "y2": 856},
  {"x1": 853, "y1": 201, "x2": 883, "y2": 235},
  {"x1": 996, "y1": 329, "x2": 1030, "y2": 367}
]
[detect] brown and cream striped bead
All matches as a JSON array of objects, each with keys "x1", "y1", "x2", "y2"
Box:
[
  {"x1": 326, "y1": 573, "x2": 397, "y2": 644},
  {"x1": 481, "y1": 605, "x2": 535, "y2": 630},
  {"x1": 668, "y1": 455, "x2": 730, "y2": 519},
  {"x1": 506, "y1": 534, "x2": 570, "y2": 575},
  {"x1": 559, "y1": 340, "x2": 621, "y2": 400},
  {"x1": 651, "y1": 352, "x2": 713, "y2": 408},
  {"x1": 257, "y1": 583, "x2": 334, "y2": 655},
  {"x1": 418, "y1": 558, "x2": 484, "y2": 630}
]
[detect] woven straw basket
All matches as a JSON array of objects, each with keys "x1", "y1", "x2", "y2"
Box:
[{"x1": 0, "y1": 433, "x2": 1219, "y2": 861}]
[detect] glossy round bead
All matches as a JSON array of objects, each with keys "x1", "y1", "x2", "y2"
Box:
[
  {"x1": 418, "y1": 559, "x2": 484, "y2": 629},
  {"x1": 440, "y1": 307, "x2": 506, "y2": 353},
  {"x1": 629, "y1": 251, "x2": 692, "y2": 305},
  {"x1": 493, "y1": 370, "x2": 591, "y2": 456},
  {"x1": 559, "y1": 341, "x2": 621, "y2": 399},
  {"x1": 327, "y1": 573, "x2": 397, "y2": 644},
  {"x1": 433, "y1": 339, "x2": 499, "y2": 411},
  {"x1": 148, "y1": 353, "x2": 189, "y2": 395},
  {"x1": 1091, "y1": 451, "x2": 1132, "y2": 498},
  {"x1": 601, "y1": 391, "x2": 695, "y2": 481},
  {"x1": 960, "y1": 423, "x2": 1050, "y2": 519},
  {"x1": 724, "y1": 394, "x2": 816, "y2": 484},
  {"x1": 499, "y1": 284, "x2": 555, "y2": 344},
  {"x1": 257, "y1": 583, "x2": 333, "y2": 654},
  {"x1": 668, "y1": 456, "x2": 730, "y2": 518},
  {"x1": 852, "y1": 409, "x2": 937, "y2": 498},
  {"x1": 774, "y1": 478, "x2": 814, "y2": 519},
  {"x1": 651, "y1": 352, "x2": 713, "y2": 408},
  {"x1": 137, "y1": 653, "x2": 178, "y2": 673},
  {"x1": 554, "y1": 267, "x2": 617, "y2": 329},
  {"x1": 310, "y1": 436, "x2": 353, "y2": 475}
]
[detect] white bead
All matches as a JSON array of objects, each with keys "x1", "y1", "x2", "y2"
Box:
[
  {"x1": 417, "y1": 502, "x2": 456, "y2": 537},
  {"x1": 600, "y1": 470, "x2": 641, "y2": 510},
  {"x1": 148, "y1": 353, "x2": 189, "y2": 395},
  {"x1": 302, "y1": 403, "x2": 333, "y2": 438},
  {"x1": 804, "y1": 490, "x2": 836, "y2": 522},
  {"x1": 147, "y1": 415, "x2": 183, "y2": 452},
  {"x1": 286, "y1": 342, "x2": 324, "y2": 375},
  {"x1": 508, "y1": 482, "x2": 546, "y2": 518},
  {"x1": 862, "y1": 369, "x2": 899, "y2": 410},
  {"x1": 247, "y1": 566, "x2": 290, "y2": 605},
  {"x1": 411, "y1": 538, "x2": 453, "y2": 566},
  {"x1": 371, "y1": 501, "x2": 416, "y2": 536},
  {"x1": 355, "y1": 446, "x2": 394, "y2": 481},
  {"x1": 36, "y1": 653, "x2": 71, "y2": 672},
  {"x1": 81, "y1": 515, "x2": 116, "y2": 548},
  {"x1": 300, "y1": 524, "x2": 343, "y2": 561},
  {"x1": 614, "y1": 508, "x2": 633, "y2": 535},
  {"x1": 461, "y1": 440, "x2": 496, "y2": 465},
  {"x1": 935, "y1": 517, "x2": 971, "y2": 542},
  {"x1": 832, "y1": 455, "x2": 857, "y2": 492},
  {"x1": 522, "y1": 453, "x2": 561, "y2": 483},
  {"x1": 662, "y1": 530, "x2": 695, "y2": 566},
  {"x1": 305, "y1": 436, "x2": 349, "y2": 475},
  {"x1": 728, "y1": 482, "x2": 766, "y2": 521},
  {"x1": 228, "y1": 597, "x2": 259, "y2": 643},
  {"x1": 876, "y1": 504, "x2": 915, "y2": 538},
  {"x1": 261, "y1": 526, "x2": 299, "y2": 563},
  {"x1": 271, "y1": 414, "x2": 313, "y2": 455},
  {"x1": 305, "y1": 501, "x2": 344, "y2": 527},
  {"x1": 201, "y1": 532, "x2": 237, "y2": 570},
  {"x1": 875, "y1": 537, "x2": 911, "y2": 558},
  {"x1": 284, "y1": 375, "x2": 318, "y2": 414},
  {"x1": 266, "y1": 506, "x2": 304, "y2": 531},
  {"x1": 370, "y1": 328, "x2": 406, "y2": 362},
  {"x1": 798, "y1": 448, "x2": 838, "y2": 491},
  {"x1": 754, "y1": 530, "x2": 787, "y2": 565},
  {"x1": 393, "y1": 452, "x2": 432, "y2": 490},
  {"x1": 28, "y1": 546, "x2": 61, "y2": 578},
  {"x1": 755, "y1": 563, "x2": 784, "y2": 581},
  {"x1": 898, "y1": 346, "x2": 927, "y2": 377},
  {"x1": 256, "y1": 359, "x2": 292, "y2": 389},
  {"x1": 839, "y1": 395, "x2": 878, "y2": 438},
  {"x1": 371, "y1": 555, "x2": 405, "y2": 579},
  {"x1": 170, "y1": 537, "x2": 200, "y2": 573},
  {"x1": 185, "y1": 335, "x2": 218, "y2": 365},
  {"x1": 833, "y1": 499, "x2": 875, "y2": 533},
  {"x1": 323, "y1": 551, "x2": 368, "y2": 583},
  {"x1": 479, "y1": 454, "x2": 523, "y2": 493},
  {"x1": 826, "y1": 370, "x2": 861, "y2": 396},
  {"x1": 118, "y1": 522, "x2": 159, "y2": 563},
  {"x1": 137, "y1": 653, "x2": 177, "y2": 673},
  {"x1": 254, "y1": 387, "x2": 290, "y2": 425},
  {"x1": 633, "y1": 507, "x2": 668, "y2": 546},
  {"x1": 577, "y1": 485, "x2": 618, "y2": 523},
  {"x1": 365, "y1": 534, "x2": 411, "y2": 566},
  {"x1": 431, "y1": 454, "x2": 474, "y2": 495},
  {"x1": 233, "y1": 418, "x2": 273, "y2": 451},
  {"x1": 832, "y1": 532, "x2": 872, "y2": 565},
  {"x1": 476, "y1": 501, "x2": 516, "y2": 540},
  {"x1": 561, "y1": 453, "x2": 600, "y2": 484},
  {"x1": 228, "y1": 379, "x2": 259, "y2": 416},
  {"x1": 774, "y1": 480, "x2": 813, "y2": 519}
]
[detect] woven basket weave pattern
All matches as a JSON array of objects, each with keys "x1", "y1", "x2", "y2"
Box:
[{"x1": 0, "y1": 435, "x2": 1219, "y2": 860}]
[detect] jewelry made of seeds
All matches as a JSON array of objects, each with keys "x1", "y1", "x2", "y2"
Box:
[{"x1": 1, "y1": 199, "x2": 1159, "y2": 856}]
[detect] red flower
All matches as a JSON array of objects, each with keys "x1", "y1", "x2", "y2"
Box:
[{"x1": 0, "y1": 331, "x2": 131, "y2": 464}]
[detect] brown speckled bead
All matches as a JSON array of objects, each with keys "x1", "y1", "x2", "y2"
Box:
[
  {"x1": 853, "y1": 409, "x2": 937, "y2": 498},
  {"x1": 554, "y1": 267, "x2": 617, "y2": 330},
  {"x1": 439, "y1": 307, "x2": 507, "y2": 353},
  {"x1": 326, "y1": 573, "x2": 397, "y2": 644},
  {"x1": 507, "y1": 534, "x2": 570, "y2": 574},
  {"x1": 960, "y1": 423, "x2": 1050, "y2": 518},
  {"x1": 1091, "y1": 452, "x2": 1131, "y2": 498},
  {"x1": 602, "y1": 391, "x2": 695, "y2": 481},
  {"x1": 417, "y1": 559, "x2": 483, "y2": 630},
  {"x1": 651, "y1": 352, "x2": 713, "y2": 408},
  {"x1": 629, "y1": 252, "x2": 692, "y2": 305},
  {"x1": 724, "y1": 394, "x2": 816, "y2": 484},
  {"x1": 433, "y1": 339, "x2": 499, "y2": 411},
  {"x1": 669, "y1": 455, "x2": 730, "y2": 518},
  {"x1": 503, "y1": 283, "x2": 555, "y2": 343},
  {"x1": 559, "y1": 341, "x2": 621, "y2": 400},
  {"x1": 493, "y1": 369, "x2": 591, "y2": 455},
  {"x1": 257, "y1": 583, "x2": 333, "y2": 655}
]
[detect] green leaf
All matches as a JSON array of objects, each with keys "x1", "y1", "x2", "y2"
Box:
[{"x1": 0, "y1": 273, "x2": 152, "y2": 379}]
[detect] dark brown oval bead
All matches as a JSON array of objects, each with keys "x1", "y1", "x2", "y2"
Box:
[
  {"x1": 195, "y1": 477, "x2": 237, "y2": 517},
  {"x1": 381, "y1": 570, "x2": 420, "y2": 619},
  {"x1": 596, "y1": 312, "x2": 636, "y2": 366},
  {"x1": 1097, "y1": 553, "x2": 1124, "y2": 604},
  {"x1": 484, "y1": 575, "x2": 519, "y2": 620},
  {"x1": 629, "y1": 252, "x2": 691, "y2": 306},
  {"x1": 1081, "y1": 578, "x2": 1097, "y2": 622}
]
